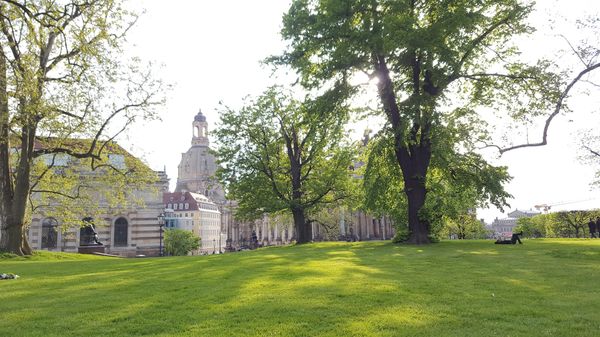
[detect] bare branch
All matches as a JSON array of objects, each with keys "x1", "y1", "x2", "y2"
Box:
[
  {"x1": 32, "y1": 184, "x2": 86, "y2": 200},
  {"x1": 559, "y1": 34, "x2": 588, "y2": 67},
  {"x1": 457, "y1": 72, "x2": 538, "y2": 81},
  {"x1": 499, "y1": 62, "x2": 600, "y2": 154},
  {"x1": 583, "y1": 145, "x2": 600, "y2": 158}
]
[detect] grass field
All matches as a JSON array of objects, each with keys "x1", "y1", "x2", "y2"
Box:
[{"x1": 1, "y1": 239, "x2": 599, "y2": 337}]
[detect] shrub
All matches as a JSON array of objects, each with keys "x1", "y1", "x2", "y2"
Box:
[{"x1": 164, "y1": 229, "x2": 200, "y2": 256}]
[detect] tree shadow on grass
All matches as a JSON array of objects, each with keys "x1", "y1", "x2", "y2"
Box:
[{"x1": 1, "y1": 240, "x2": 599, "y2": 336}]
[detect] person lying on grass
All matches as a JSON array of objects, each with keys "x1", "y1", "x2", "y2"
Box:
[{"x1": 495, "y1": 232, "x2": 523, "y2": 245}]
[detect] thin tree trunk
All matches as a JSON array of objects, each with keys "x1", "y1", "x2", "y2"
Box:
[{"x1": 0, "y1": 47, "x2": 13, "y2": 252}]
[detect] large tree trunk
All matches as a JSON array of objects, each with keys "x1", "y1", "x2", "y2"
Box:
[
  {"x1": 0, "y1": 47, "x2": 14, "y2": 253},
  {"x1": 375, "y1": 51, "x2": 434, "y2": 244},
  {"x1": 292, "y1": 207, "x2": 312, "y2": 244},
  {"x1": 397, "y1": 144, "x2": 432, "y2": 244},
  {"x1": 0, "y1": 220, "x2": 31, "y2": 255},
  {"x1": 0, "y1": 50, "x2": 34, "y2": 255},
  {"x1": 0, "y1": 175, "x2": 33, "y2": 255}
]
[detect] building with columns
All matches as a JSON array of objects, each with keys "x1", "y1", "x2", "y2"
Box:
[{"x1": 491, "y1": 209, "x2": 540, "y2": 237}]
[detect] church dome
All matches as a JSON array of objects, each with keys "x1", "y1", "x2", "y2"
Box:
[{"x1": 194, "y1": 109, "x2": 206, "y2": 122}]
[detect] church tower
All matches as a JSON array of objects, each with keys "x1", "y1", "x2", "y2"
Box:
[
  {"x1": 175, "y1": 109, "x2": 225, "y2": 202},
  {"x1": 192, "y1": 109, "x2": 209, "y2": 147}
]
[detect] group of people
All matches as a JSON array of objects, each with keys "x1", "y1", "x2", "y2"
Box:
[{"x1": 587, "y1": 218, "x2": 600, "y2": 238}]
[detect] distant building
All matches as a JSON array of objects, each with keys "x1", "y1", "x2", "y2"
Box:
[
  {"x1": 175, "y1": 109, "x2": 225, "y2": 202},
  {"x1": 491, "y1": 209, "x2": 540, "y2": 237},
  {"x1": 163, "y1": 191, "x2": 224, "y2": 253}
]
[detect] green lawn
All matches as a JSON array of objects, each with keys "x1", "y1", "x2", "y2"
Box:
[{"x1": 1, "y1": 240, "x2": 599, "y2": 337}]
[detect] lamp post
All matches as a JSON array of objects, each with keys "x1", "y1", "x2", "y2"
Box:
[
  {"x1": 157, "y1": 212, "x2": 165, "y2": 257},
  {"x1": 218, "y1": 208, "x2": 223, "y2": 254},
  {"x1": 213, "y1": 238, "x2": 216, "y2": 254}
]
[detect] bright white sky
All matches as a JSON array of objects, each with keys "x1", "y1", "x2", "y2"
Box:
[{"x1": 121, "y1": 0, "x2": 600, "y2": 224}]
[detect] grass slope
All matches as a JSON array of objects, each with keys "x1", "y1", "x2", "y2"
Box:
[{"x1": 1, "y1": 240, "x2": 599, "y2": 337}]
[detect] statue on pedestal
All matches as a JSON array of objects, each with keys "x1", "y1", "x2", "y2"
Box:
[{"x1": 80, "y1": 217, "x2": 103, "y2": 246}]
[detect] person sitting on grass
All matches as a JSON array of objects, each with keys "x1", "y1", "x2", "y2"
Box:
[{"x1": 495, "y1": 232, "x2": 523, "y2": 244}]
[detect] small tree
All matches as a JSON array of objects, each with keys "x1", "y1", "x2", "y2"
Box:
[
  {"x1": 164, "y1": 229, "x2": 200, "y2": 256},
  {"x1": 515, "y1": 216, "x2": 547, "y2": 238},
  {"x1": 215, "y1": 87, "x2": 354, "y2": 244},
  {"x1": 441, "y1": 214, "x2": 488, "y2": 240}
]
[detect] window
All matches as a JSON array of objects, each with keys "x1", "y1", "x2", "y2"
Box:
[
  {"x1": 173, "y1": 203, "x2": 178, "y2": 210},
  {"x1": 41, "y1": 218, "x2": 58, "y2": 249},
  {"x1": 179, "y1": 203, "x2": 184, "y2": 210},
  {"x1": 168, "y1": 203, "x2": 172, "y2": 209},
  {"x1": 184, "y1": 203, "x2": 189, "y2": 210},
  {"x1": 108, "y1": 154, "x2": 126, "y2": 169},
  {"x1": 114, "y1": 217, "x2": 128, "y2": 247},
  {"x1": 42, "y1": 153, "x2": 69, "y2": 167}
]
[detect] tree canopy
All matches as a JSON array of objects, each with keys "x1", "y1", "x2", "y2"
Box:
[
  {"x1": 215, "y1": 86, "x2": 354, "y2": 243},
  {"x1": 0, "y1": 0, "x2": 164, "y2": 255},
  {"x1": 273, "y1": 0, "x2": 551, "y2": 243},
  {"x1": 516, "y1": 210, "x2": 600, "y2": 238}
]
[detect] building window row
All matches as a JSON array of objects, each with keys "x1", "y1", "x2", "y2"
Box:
[{"x1": 39, "y1": 216, "x2": 128, "y2": 248}]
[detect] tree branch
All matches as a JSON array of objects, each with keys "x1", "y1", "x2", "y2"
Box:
[{"x1": 499, "y1": 62, "x2": 600, "y2": 154}]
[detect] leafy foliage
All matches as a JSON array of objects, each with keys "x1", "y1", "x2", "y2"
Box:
[
  {"x1": 0, "y1": 0, "x2": 165, "y2": 254},
  {"x1": 164, "y1": 229, "x2": 200, "y2": 256},
  {"x1": 214, "y1": 86, "x2": 354, "y2": 242},
  {"x1": 273, "y1": 0, "x2": 552, "y2": 243},
  {"x1": 440, "y1": 214, "x2": 489, "y2": 240},
  {"x1": 515, "y1": 210, "x2": 600, "y2": 238},
  {"x1": 363, "y1": 128, "x2": 511, "y2": 239}
]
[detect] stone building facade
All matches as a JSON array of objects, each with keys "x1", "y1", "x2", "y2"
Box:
[
  {"x1": 163, "y1": 191, "x2": 225, "y2": 254},
  {"x1": 28, "y1": 143, "x2": 169, "y2": 257},
  {"x1": 176, "y1": 110, "x2": 225, "y2": 202}
]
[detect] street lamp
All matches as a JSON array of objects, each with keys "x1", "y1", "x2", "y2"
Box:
[
  {"x1": 157, "y1": 212, "x2": 165, "y2": 257},
  {"x1": 213, "y1": 238, "x2": 216, "y2": 254}
]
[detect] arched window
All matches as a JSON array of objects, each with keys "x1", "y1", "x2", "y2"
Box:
[
  {"x1": 114, "y1": 217, "x2": 128, "y2": 247},
  {"x1": 41, "y1": 218, "x2": 58, "y2": 249}
]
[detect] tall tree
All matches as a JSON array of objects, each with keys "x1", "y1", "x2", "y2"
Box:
[
  {"x1": 363, "y1": 125, "x2": 511, "y2": 240},
  {"x1": 273, "y1": 0, "x2": 565, "y2": 243},
  {"x1": 0, "y1": 0, "x2": 163, "y2": 255},
  {"x1": 215, "y1": 87, "x2": 353, "y2": 244}
]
